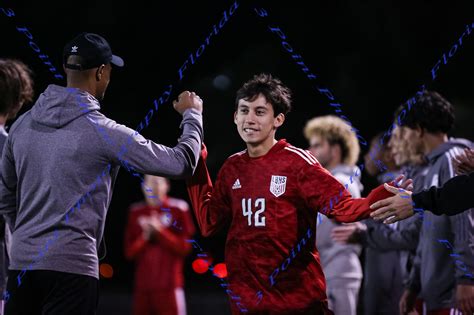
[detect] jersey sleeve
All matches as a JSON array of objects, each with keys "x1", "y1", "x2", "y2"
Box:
[
  {"x1": 297, "y1": 161, "x2": 394, "y2": 222},
  {"x1": 186, "y1": 152, "x2": 232, "y2": 237},
  {"x1": 103, "y1": 108, "x2": 203, "y2": 179}
]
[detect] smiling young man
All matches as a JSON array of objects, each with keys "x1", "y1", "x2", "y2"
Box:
[{"x1": 186, "y1": 73, "x2": 395, "y2": 315}]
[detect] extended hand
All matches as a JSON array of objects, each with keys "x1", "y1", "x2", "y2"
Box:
[
  {"x1": 370, "y1": 183, "x2": 414, "y2": 224},
  {"x1": 393, "y1": 174, "x2": 414, "y2": 191},
  {"x1": 331, "y1": 222, "x2": 367, "y2": 244},
  {"x1": 138, "y1": 216, "x2": 154, "y2": 240},
  {"x1": 148, "y1": 211, "x2": 164, "y2": 233}
]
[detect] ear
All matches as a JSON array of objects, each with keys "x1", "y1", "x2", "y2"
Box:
[
  {"x1": 234, "y1": 111, "x2": 238, "y2": 125},
  {"x1": 274, "y1": 113, "x2": 285, "y2": 128},
  {"x1": 414, "y1": 125, "x2": 424, "y2": 138},
  {"x1": 96, "y1": 64, "x2": 106, "y2": 81},
  {"x1": 332, "y1": 142, "x2": 342, "y2": 159}
]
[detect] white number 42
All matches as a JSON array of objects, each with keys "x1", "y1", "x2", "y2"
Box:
[{"x1": 242, "y1": 198, "x2": 266, "y2": 227}]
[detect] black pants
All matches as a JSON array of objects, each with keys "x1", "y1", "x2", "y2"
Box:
[{"x1": 5, "y1": 270, "x2": 98, "y2": 315}]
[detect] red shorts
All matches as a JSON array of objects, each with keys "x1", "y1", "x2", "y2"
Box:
[
  {"x1": 427, "y1": 309, "x2": 464, "y2": 315},
  {"x1": 133, "y1": 288, "x2": 186, "y2": 315}
]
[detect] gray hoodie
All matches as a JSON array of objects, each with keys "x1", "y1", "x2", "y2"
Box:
[
  {"x1": 0, "y1": 84, "x2": 203, "y2": 279},
  {"x1": 316, "y1": 164, "x2": 363, "y2": 285},
  {"x1": 408, "y1": 138, "x2": 474, "y2": 310}
]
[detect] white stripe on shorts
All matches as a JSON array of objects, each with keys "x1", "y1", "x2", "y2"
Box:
[{"x1": 175, "y1": 287, "x2": 187, "y2": 315}]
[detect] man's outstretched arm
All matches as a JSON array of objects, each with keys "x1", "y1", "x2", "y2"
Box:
[
  {"x1": 297, "y1": 160, "x2": 395, "y2": 222},
  {"x1": 104, "y1": 91, "x2": 204, "y2": 179},
  {"x1": 370, "y1": 173, "x2": 474, "y2": 224},
  {"x1": 412, "y1": 172, "x2": 474, "y2": 215}
]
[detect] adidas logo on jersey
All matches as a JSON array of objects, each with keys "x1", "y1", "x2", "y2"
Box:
[{"x1": 232, "y1": 179, "x2": 241, "y2": 189}]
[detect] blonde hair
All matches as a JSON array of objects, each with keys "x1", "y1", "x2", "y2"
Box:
[{"x1": 304, "y1": 115, "x2": 360, "y2": 166}]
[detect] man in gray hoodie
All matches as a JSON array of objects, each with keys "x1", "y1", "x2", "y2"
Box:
[
  {"x1": 0, "y1": 33, "x2": 203, "y2": 315},
  {"x1": 304, "y1": 115, "x2": 363, "y2": 315},
  {"x1": 333, "y1": 131, "x2": 425, "y2": 315},
  {"x1": 398, "y1": 91, "x2": 474, "y2": 315}
]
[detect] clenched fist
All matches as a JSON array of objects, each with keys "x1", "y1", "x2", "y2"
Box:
[{"x1": 173, "y1": 91, "x2": 203, "y2": 115}]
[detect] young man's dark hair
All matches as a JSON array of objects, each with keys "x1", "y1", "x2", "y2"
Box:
[
  {"x1": 403, "y1": 91, "x2": 455, "y2": 133},
  {"x1": 187, "y1": 73, "x2": 398, "y2": 315},
  {"x1": 0, "y1": 59, "x2": 34, "y2": 117},
  {"x1": 394, "y1": 91, "x2": 474, "y2": 314},
  {"x1": 235, "y1": 73, "x2": 292, "y2": 116},
  {"x1": 0, "y1": 58, "x2": 34, "y2": 314}
]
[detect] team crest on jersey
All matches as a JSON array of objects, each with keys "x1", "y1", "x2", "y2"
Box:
[{"x1": 270, "y1": 175, "x2": 287, "y2": 197}]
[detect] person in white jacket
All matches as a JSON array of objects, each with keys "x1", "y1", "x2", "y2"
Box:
[{"x1": 304, "y1": 115, "x2": 363, "y2": 315}]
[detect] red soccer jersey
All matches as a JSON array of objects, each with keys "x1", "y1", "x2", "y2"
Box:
[
  {"x1": 124, "y1": 197, "x2": 195, "y2": 290},
  {"x1": 187, "y1": 139, "x2": 393, "y2": 314}
]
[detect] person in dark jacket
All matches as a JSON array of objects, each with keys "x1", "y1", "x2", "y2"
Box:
[
  {"x1": 371, "y1": 148, "x2": 474, "y2": 220},
  {"x1": 0, "y1": 33, "x2": 203, "y2": 315},
  {"x1": 371, "y1": 91, "x2": 474, "y2": 315},
  {"x1": 0, "y1": 59, "x2": 34, "y2": 315}
]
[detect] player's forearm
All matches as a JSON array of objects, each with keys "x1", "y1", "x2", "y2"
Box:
[
  {"x1": 331, "y1": 184, "x2": 394, "y2": 222},
  {"x1": 116, "y1": 108, "x2": 203, "y2": 179},
  {"x1": 155, "y1": 229, "x2": 192, "y2": 257},
  {"x1": 124, "y1": 237, "x2": 147, "y2": 260},
  {"x1": 186, "y1": 157, "x2": 219, "y2": 236},
  {"x1": 364, "y1": 222, "x2": 420, "y2": 251}
]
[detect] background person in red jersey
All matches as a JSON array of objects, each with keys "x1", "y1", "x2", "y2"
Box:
[
  {"x1": 124, "y1": 175, "x2": 195, "y2": 315},
  {"x1": 186, "y1": 73, "x2": 407, "y2": 315}
]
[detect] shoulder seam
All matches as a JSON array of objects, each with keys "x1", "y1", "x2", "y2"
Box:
[
  {"x1": 284, "y1": 146, "x2": 316, "y2": 165},
  {"x1": 228, "y1": 149, "x2": 247, "y2": 159}
]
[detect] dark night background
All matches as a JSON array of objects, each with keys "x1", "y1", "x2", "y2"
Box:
[{"x1": 1, "y1": 0, "x2": 474, "y2": 314}]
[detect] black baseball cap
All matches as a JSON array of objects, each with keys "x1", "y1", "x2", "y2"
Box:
[{"x1": 63, "y1": 32, "x2": 124, "y2": 70}]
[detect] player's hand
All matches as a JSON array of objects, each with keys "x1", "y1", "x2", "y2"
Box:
[
  {"x1": 453, "y1": 148, "x2": 474, "y2": 175},
  {"x1": 331, "y1": 222, "x2": 366, "y2": 244},
  {"x1": 148, "y1": 211, "x2": 164, "y2": 233},
  {"x1": 393, "y1": 174, "x2": 414, "y2": 191},
  {"x1": 370, "y1": 183, "x2": 414, "y2": 224},
  {"x1": 399, "y1": 289, "x2": 417, "y2": 315},
  {"x1": 173, "y1": 91, "x2": 203, "y2": 115},
  {"x1": 456, "y1": 284, "x2": 474, "y2": 315},
  {"x1": 138, "y1": 216, "x2": 154, "y2": 240}
]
